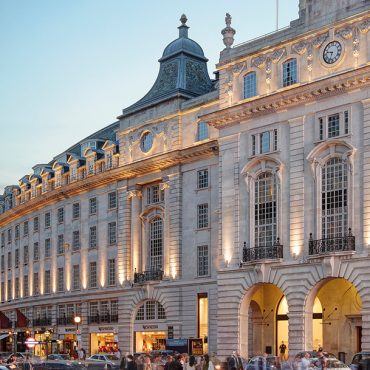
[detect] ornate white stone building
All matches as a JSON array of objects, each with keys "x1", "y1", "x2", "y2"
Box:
[{"x1": 0, "y1": 0, "x2": 370, "y2": 362}]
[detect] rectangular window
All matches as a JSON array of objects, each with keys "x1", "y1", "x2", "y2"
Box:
[
  {"x1": 108, "y1": 192, "x2": 117, "y2": 209},
  {"x1": 283, "y1": 58, "x2": 297, "y2": 87},
  {"x1": 15, "y1": 277, "x2": 19, "y2": 299},
  {"x1": 45, "y1": 212, "x2": 51, "y2": 228},
  {"x1": 7, "y1": 229, "x2": 11, "y2": 244},
  {"x1": 33, "y1": 272, "x2": 39, "y2": 296},
  {"x1": 57, "y1": 235, "x2": 64, "y2": 254},
  {"x1": 45, "y1": 238, "x2": 51, "y2": 258},
  {"x1": 44, "y1": 270, "x2": 51, "y2": 294},
  {"x1": 252, "y1": 135, "x2": 256, "y2": 156},
  {"x1": 72, "y1": 230, "x2": 80, "y2": 251},
  {"x1": 108, "y1": 258, "x2": 116, "y2": 286},
  {"x1": 89, "y1": 226, "x2": 97, "y2": 249},
  {"x1": 344, "y1": 110, "x2": 349, "y2": 134},
  {"x1": 197, "y1": 245, "x2": 209, "y2": 277},
  {"x1": 197, "y1": 122, "x2": 209, "y2": 141},
  {"x1": 0, "y1": 282, "x2": 4, "y2": 303},
  {"x1": 147, "y1": 185, "x2": 164, "y2": 204},
  {"x1": 244, "y1": 72, "x2": 257, "y2": 99},
  {"x1": 57, "y1": 268, "x2": 64, "y2": 292},
  {"x1": 273, "y1": 129, "x2": 278, "y2": 151},
  {"x1": 15, "y1": 225, "x2": 20, "y2": 239},
  {"x1": 198, "y1": 293, "x2": 208, "y2": 342},
  {"x1": 15, "y1": 249, "x2": 19, "y2": 268},
  {"x1": 108, "y1": 222, "x2": 117, "y2": 245},
  {"x1": 33, "y1": 242, "x2": 39, "y2": 261},
  {"x1": 7, "y1": 279, "x2": 11, "y2": 300},
  {"x1": 260, "y1": 131, "x2": 270, "y2": 154},
  {"x1": 89, "y1": 197, "x2": 97, "y2": 215},
  {"x1": 72, "y1": 265, "x2": 80, "y2": 290},
  {"x1": 33, "y1": 217, "x2": 39, "y2": 232},
  {"x1": 23, "y1": 221, "x2": 29, "y2": 236},
  {"x1": 72, "y1": 203, "x2": 80, "y2": 219},
  {"x1": 1, "y1": 255, "x2": 4, "y2": 272},
  {"x1": 319, "y1": 117, "x2": 324, "y2": 141},
  {"x1": 0, "y1": 233, "x2": 4, "y2": 248},
  {"x1": 197, "y1": 204, "x2": 209, "y2": 229},
  {"x1": 23, "y1": 275, "x2": 29, "y2": 297},
  {"x1": 24, "y1": 245, "x2": 29, "y2": 265},
  {"x1": 328, "y1": 113, "x2": 340, "y2": 138},
  {"x1": 89, "y1": 262, "x2": 97, "y2": 288},
  {"x1": 57, "y1": 208, "x2": 64, "y2": 224},
  {"x1": 7, "y1": 251, "x2": 11, "y2": 269},
  {"x1": 197, "y1": 169, "x2": 209, "y2": 189}
]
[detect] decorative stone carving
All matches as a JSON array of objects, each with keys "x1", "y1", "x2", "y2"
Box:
[
  {"x1": 335, "y1": 26, "x2": 353, "y2": 40},
  {"x1": 221, "y1": 13, "x2": 236, "y2": 49},
  {"x1": 358, "y1": 19, "x2": 370, "y2": 33},
  {"x1": 128, "y1": 189, "x2": 142, "y2": 199},
  {"x1": 271, "y1": 48, "x2": 286, "y2": 63},
  {"x1": 311, "y1": 32, "x2": 329, "y2": 48},
  {"x1": 232, "y1": 62, "x2": 246, "y2": 76},
  {"x1": 251, "y1": 55, "x2": 266, "y2": 69},
  {"x1": 186, "y1": 60, "x2": 213, "y2": 94},
  {"x1": 353, "y1": 27, "x2": 360, "y2": 58},
  {"x1": 292, "y1": 40, "x2": 308, "y2": 55}
]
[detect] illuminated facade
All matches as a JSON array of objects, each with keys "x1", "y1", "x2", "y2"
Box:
[{"x1": 1, "y1": 0, "x2": 370, "y2": 360}]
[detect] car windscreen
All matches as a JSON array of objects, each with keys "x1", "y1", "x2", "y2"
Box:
[{"x1": 106, "y1": 355, "x2": 119, "y2": 360}]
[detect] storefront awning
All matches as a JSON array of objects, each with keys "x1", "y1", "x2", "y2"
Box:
[{"x1": 0, "y1": 334, "x2": 9, "y2": 340}]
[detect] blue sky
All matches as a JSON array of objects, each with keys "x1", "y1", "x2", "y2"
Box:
[{"x1": 0, "y1": 0, "x2": 298, "y2": 193}]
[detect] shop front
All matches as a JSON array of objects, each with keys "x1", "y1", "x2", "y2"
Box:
[
  {"x1": 133, "y1": 323, "x2": 167, "y2": 352},
  {"x1": 34, "y1": 330, "x2": 56, "y2": 358},
  {"x1": 89, "y1": 325, "x2": 119, "y2": 355},
  {"x1": 57, "y1": 327, "x2": 77, "y2": 355}
]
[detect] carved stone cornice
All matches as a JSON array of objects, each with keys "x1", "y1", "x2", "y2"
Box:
[
  {"x1": 201, "y1": 65, "x2": 370, "y2": 129},
  {"x1": 0, "y1": 141, "x2": 218, "y2": 227}
]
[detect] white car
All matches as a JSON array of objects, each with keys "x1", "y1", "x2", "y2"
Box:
[{"x1": 87, "y1": 354, "x2": 120, "y2": 367}]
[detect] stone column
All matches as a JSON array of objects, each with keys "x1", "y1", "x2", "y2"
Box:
[
  {"x1": 362, "y1": 98, "x2": 370, "y2": 251},
  {"x1": 128, "y1": 187, "x2": 142, "y2": 277},
  {"x1": 361, "y1": 306, "x2": 370, "y2": 351},
  {"x1": 160, "y1": 177, "x2": 171, "y2": 278}
]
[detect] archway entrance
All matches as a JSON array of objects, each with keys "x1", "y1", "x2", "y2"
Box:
[
  {"x1": 306, "y1": 278, "x2": 362, "y2": 362},
  {"x1": 241, "y1": 283, "x2": 286, "y2": 358}
]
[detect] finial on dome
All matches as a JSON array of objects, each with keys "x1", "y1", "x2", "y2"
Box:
[
  {"x1": 221, "y1": 12, "x2": 236, "y2": 49},
  {"x1": 178, "y1": 14, "x2": 189, "y2": 38},
  {"x1": 180, "y1": 14, "x2": 188, "y2": 25}
]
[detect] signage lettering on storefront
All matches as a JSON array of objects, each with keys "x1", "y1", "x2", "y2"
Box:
[
  {"x1": 99, "y1": 327, "x2": 114, "y2": 331},
  {"x1": 168, "y1": 326, "x2": 174, "y2": 339},
  {"x1": 142, "y1": 325, "x2": 158, "y2": 329}
]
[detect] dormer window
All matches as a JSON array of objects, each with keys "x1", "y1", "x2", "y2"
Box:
[
  {"x1": 106, "y1": 152, "x2": 113, "y2": 169},
  {"x1": 55, "y1": 172, "x2": 62, "y2": 188},
  {"x1": 70, "y1": 166, "x2": 77, "y2": 181},
  {"x1": 87, "y1": 160, "x2": 94, "y2": 175},
  {"x1": 81, "y1": 141, "x2": 96, "y2": 155},
  {"x1": 283, "y1": 58, "x2": 297, "y2": 87}
]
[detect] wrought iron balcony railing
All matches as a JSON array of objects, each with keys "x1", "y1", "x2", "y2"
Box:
[
  {"x1": 242, "y1": 240, "x2": 283, "y2": 263},
  {"x1": 134, "y1": 269, "x2": 164, "y2": 284},
  {"x1": 57, "y1": 316, "x2": 75, "y2": 326},
  {"x1": 33, "y1": 318, "x2": 52, "y2": 327},
  {"x1": 309, "y1": 229, "x2": 355, "y2": 256},
  {"x1": 87, "y1": 314, "x2": 118, "y2": 324}
]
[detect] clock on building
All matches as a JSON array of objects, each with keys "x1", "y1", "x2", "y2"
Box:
[{"x1": 323, "y1": 41, "x2": 343, "y2": 64}]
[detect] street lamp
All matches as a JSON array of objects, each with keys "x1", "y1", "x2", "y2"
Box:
[{"x1": 74, "y1": 316, "x2": 81, "y2": 352}]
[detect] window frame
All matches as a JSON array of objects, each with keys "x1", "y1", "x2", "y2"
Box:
[
  {"x1": 197, "y1": 203, "x2": 209, "y2": 229},
  {"x1": 197, "y1": 245, "x2": 209, "y2": 277},
  {"x1": 243, "y1": 71, "x2": 257, "y2": 99},
  {"x1": 282, "y1": 58, "x2": 298, "y2": 87}
]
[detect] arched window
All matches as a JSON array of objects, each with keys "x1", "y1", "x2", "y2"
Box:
[
  {"x1": 283, "y1": 58, "x2": 297, "y2": 87},
  {"x1": 321, "y1": 158, "x2": 348, "y2": 238},
  {"x1": 197, "y1": 122, "x2": 208, "y2": 141},
  {"x1": 244, "y1": 72, "x2": 257, "y2": 99},
  {"x1": 149, "y1": 217, "x2": 163, "y2": 270},
  {"x1": 135, "y1": 300, "x2": 166, "y2": 321},
  {"x1": 255, "y1": 172, "x2": 277, "y2": 247}
]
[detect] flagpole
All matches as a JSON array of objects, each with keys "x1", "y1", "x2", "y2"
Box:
[{"x1": 276, "y1": 0, "x2": 279, "y2": 30}]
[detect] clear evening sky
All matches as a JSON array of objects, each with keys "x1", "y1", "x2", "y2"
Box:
[{"x1": 0, "y1": 0, "x2": 298, "y2": 193}]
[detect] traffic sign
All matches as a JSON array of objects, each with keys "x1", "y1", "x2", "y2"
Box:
[{"x1": 25, "y1": 337, "x2": 38, "y2": 348}]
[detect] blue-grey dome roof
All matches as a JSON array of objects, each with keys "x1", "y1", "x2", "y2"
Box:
[{"x1": 162, "y1": 37, "x2": 206, "y2": 60}]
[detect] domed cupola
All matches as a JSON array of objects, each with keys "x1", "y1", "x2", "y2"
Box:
[{"x1": 121, "y1": 15, "x2": 214, "y2": 117}]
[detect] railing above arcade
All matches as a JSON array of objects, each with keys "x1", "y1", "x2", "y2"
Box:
[
  {"x1": 242, "y1": 240, "x2": 283, "y2": 263},
  {"x1": 134, "y1": 269, "x2": 164, "y2": 284},
  {"x1": 87, "y1": 314, "x2": 118, "y2": 324},
  {"x1": 57, "y1": 316, "x2": 75, "y2": 326},
  {"x1": 33, "y1": 317, "x2": 52, "y2": 327},
  {"x1": 308, "y1": 229, "x2": 355, "y2": 256}
]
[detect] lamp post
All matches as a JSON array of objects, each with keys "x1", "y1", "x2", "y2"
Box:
[{"x1": 74, "y1": 315, "x2": 81, "y2": 354}]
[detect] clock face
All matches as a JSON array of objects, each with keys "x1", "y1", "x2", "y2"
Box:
[{"x1": 323, "y1": 41, "x2": 343, "y2": 64}]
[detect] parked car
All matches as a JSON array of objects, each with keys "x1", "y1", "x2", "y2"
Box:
[
  {"x1": 32, "y1": 362, "x2": 87, "y2": 370},
  {"x1": 246, "y1": 356, "x2": 280, "y2": 370},
  {"x1": 350, "y1": 352, "x2": 370, "y2": 370},
  {"x1": 47, "y1": 354, "x2": 72, "y2": 361},
  {"x1": 325, "y1": 359, "x2": 351, "y2": 370},
  {"x1": 86, "y1": 354, "x2": 120, "y2": 369}
]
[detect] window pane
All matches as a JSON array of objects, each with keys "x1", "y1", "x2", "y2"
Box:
[
  {"x1": 260, "y1": 131, "x2": 270, "y2": 154},
  {"x1": 283, "y1": 59, "x2": 297, "y2": 87},
  {"x1": 244, "y1": 72, "x2": 257, "y2": 99},
  {"x1": 149, "y1": 218, "x2": 163, "y2": 270},
  {"x1": 328, "y1": 113, "x2": 340, "y2": 138},
  {"x1": 197, "y1": 122, "x2": 209, "y2": 141}
]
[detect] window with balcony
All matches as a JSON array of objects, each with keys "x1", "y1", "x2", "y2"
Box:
[{"x1": 149, "y1": 217, "x2": 163, "y2": 271}]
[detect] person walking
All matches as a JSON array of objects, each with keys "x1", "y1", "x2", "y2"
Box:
[
  {"x1": 127, "y1": 355, "x2": 138, "y2": 370},
  {"x1": 228, "y1": 351, "x2": 238, "y2": 370},
  {"x1": 144, "y1": 356, "x2": 152, "y2": 370},
  {"x1": 203, "y1": 354, "x2": 214, "y2": 370},
  {"x1": 279, "y1": 341, "x2": 287, "y2": 361},
  {"x1": 186, "y1": 356, "x2": 196, "y2": 370}
]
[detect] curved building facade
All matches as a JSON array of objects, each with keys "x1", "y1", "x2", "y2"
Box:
[{"x1": 1, "y1": 0, "x2": 370, "y2": 361}]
